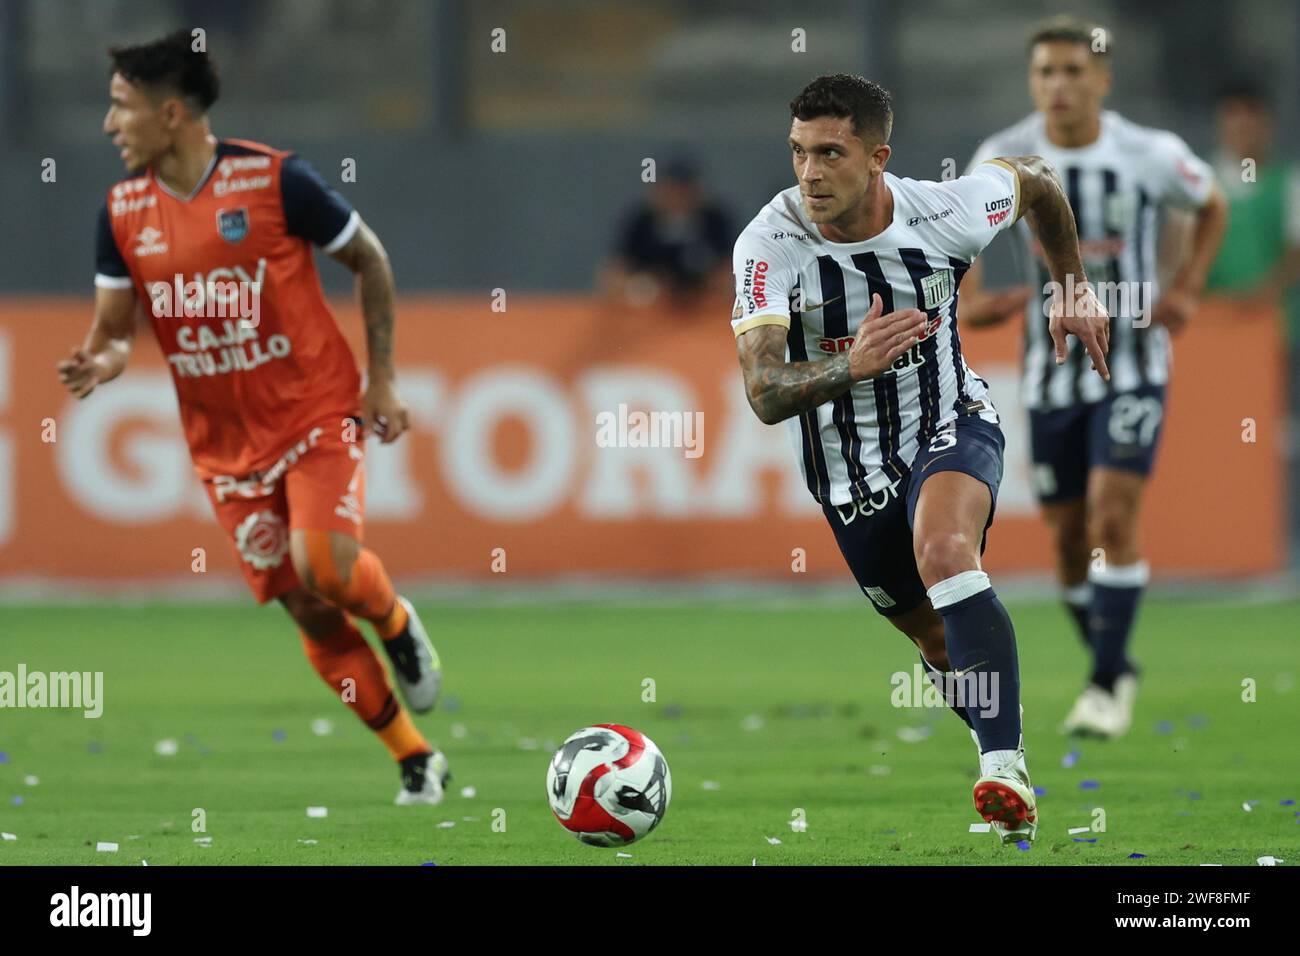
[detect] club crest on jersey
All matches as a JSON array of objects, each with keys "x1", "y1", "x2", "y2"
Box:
[
  {"x1": 920, "y1": 269, "x2": 953, "y2": 309},
  {"x1": 216, "y1": 207, "x2": 249, "y2": 244}
]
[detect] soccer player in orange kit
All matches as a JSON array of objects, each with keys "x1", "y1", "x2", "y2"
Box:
[{"x1": 56, "y1": 30, "x2": 448, "y2": 805}]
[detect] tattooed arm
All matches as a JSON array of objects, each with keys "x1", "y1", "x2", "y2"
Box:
[
  {"x1": 991, "y1": 155, "x2": 1111, "y2": 379},
  {"x1": 735, "y1": 294, "x2": 925, "y2": 425},
  {"x1": 329, "y1": 217, "x2": 410, "y2": 443}
]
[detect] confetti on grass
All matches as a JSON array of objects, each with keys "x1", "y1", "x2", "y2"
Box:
[
  {"x1": 459, "y1": 786, "x2": 477, "y2": 799},
  {"x1": 1073, "y1": 838, "x2": 1098, "y2": 843},
  {"x1": 701, "y1": 780, "x2": 721, "y2": 791},
  {"x1": 23, "y1": 775, "x2": 38, "y2": 786},
  {"x1": 968, "y1": 823, "x2": 991, "y2": 833},
  {"x1": 96, "y1": 842, "x2": 118, "y2": 853},
  {"x1": 1257, "y1": 857, "x2": 1284, "y2": 866},
  {"x1": 1281, "y1": 799, "x2": 1296, "y2": 806},
  {"x1": 1033, "y1": 786, "x2": 1047, "y2": 797},
  {"x1": 1068, "y1": 826, "x2": 1091, "y2": 835},
  {"x1": 437, "y1": 821, "x2": 456, "y2": 829},
  {"x1": 153, "y1": 739, "x2": 178, "y2": 757},
  {"x1": 1128, "y1": 853, "x2": 1147, "y2": 859},
  {"x1": 306, "y1": 806, "x2": 328, "y2": 818},
  {"x1": 1079, "y1": 780, "x2": 1100, "y2": 790},
  {"x1": 1, "y1": 832, "x2": 16, "y2": 841},
  {"x1": 0, "y1": 751, "x2": 8, "y2": 764},
  {"x1": 765, "y1": 836, "x2": 782, "y2": 845},
  {"x1": 1016, "y1": 840, "x2": 1031, "y2": 851},
  {"x1": 272, "y1": 729, "x2": 286, "y2": 742},
  {"x1": 11, "y1": 796, "x2": 22, "y2": 806},
  {"x1": 1061, "y1": 749, "x2": 1080, "y2": 768},
  {"x1": 193, "y1": 837, "x2": 212, "y2": 845},
  {"x1": 616, "y1": 852, "x2": 633, "y2": 859},
  {"x1": 297, "y1": 839, "x2": 318, "y2": 845}
]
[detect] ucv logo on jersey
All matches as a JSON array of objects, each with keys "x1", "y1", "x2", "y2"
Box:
[
  {"x1": 920, "y1": 268, "x2": 953, "y2": 310},
  {"x1": 216, "y1": 207, "x2": 250, "y2": 244}
]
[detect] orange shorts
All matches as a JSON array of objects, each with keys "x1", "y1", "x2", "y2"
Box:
[{"x1": 202, "y1": 420, "x2": 366, "y2": 604}]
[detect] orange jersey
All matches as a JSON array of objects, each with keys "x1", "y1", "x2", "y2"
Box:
[{"x1": 95, "y1": 138, "x2": 362, "y2": 479}]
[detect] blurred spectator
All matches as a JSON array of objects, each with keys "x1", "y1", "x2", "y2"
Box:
[
  {"x1": 1206, "y1": 80, "x2": 1300, "y2": 549},
  {"x1": 601, "y1": 156, "x2": 733, "y2": 313}
]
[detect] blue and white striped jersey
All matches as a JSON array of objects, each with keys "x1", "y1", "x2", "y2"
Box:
[
  {"x1": 732, "y1": 163, "x2": 1018, "y2": 506},
  {"x1": 968, "y1": 110, "x2": 1215, "y2": 409}
]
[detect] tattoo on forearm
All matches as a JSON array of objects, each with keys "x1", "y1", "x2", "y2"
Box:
[
  {"x1": 358, "y1": 253, "x2": 396, "y2": 378},
  {"x1": 742, "y1": 347, "x2": 853, "y2": 425},
  {"x1": 1010, "y1": 156, "x2": 1085, "y2": 284}
]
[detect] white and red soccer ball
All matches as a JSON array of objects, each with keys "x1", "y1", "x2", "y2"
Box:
[{"x1": 546, "y1": 724, "x2": 672, "y2": 846}]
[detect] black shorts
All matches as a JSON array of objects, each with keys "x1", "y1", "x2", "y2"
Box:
[
  {"x1": 1028, "y1": 384, "x2": 1167, "y2": 503},
  {"x1": 822, "y1": 412, "x2": 1005, "y2": 618}
]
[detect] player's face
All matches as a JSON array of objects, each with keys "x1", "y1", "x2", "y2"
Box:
[
  {"x1": 102, "y1": 73, "x2": 174, "y2": 172},
  {"x1": 789, "y1": 116, "x2": 881, "y2": 224},
  {"x1": 1217, "y1": 98, "x2": 1272, "y2": 159},
  {"x1": 1028, "y1": 42, "x2": 1110, "y2": 128}
]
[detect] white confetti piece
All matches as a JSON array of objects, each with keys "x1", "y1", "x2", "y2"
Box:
[
  {"x1": 1068, "y1": 826, "x2": 1091, "y2": 835},
  {"x1": 751, "y1": 858, "x2": 757, "y2": 866},
  {"x1": 765, "y1": 836, "x2": 782, "y2": 845},
  {"x1": 96, "y1": 842, "x2": 118, "y2": 853},
  {"x1": 701, "y1": 780, "x2": 721, "y2": 791},
  {"x1": 297, "y1": 839, "x2": 318, "y2": 845},
  {"x1": 897, "y1": 726, "x2": 932, "y2": 743},
  {"x1": 451, "y1": 723, "x2": 468, "y2": 739},
  {"x1": 1199, "y1": 863, "x2": 1223, "y2": 866},
  {"x1": 790, "y1": 819, "x2": 808, "y2": 833},
  {"x1": 616, "y1": 852, "x2": 632, "y2": 858},
  {"x1": 969, "y1": 823, "x2": 991, "y2": 833},
  {"x1": 461, "y1": 816, "x2": 478, "y2": 823},
  {"x1": 741, "y1": 715, "x2": 764, "y2": 732},
  {"x1": 1257, "y1": 856, "x2": 1284, "y2": 866},
  {"x1": 153, "y1": 739, "x2": 178, "y2": 757},
  {"x1": 1, "y1": 832, "x2": 16, "y2": 841},
  {"x1": 23, "y1": 775, "x2": 38, "y2": 786},
  {"x1": 126, "y1": 835, "x2": 141, "y2": 841},
  {"x1": 459, "y1": 786, "x2": 477, "y2": 798},
  {"x1": 310, "y1": 718, "x2": 334, "y2": 737},
  {"x1": 517, "y1": 738, "x2": 540, "y2": 751},
  {"x1": 307, "y1": 806, "x2": 328, "y2": 818},
  {"x1": 193, "y1": 837, "x2": 212, "y2": 844},
  {"x1": 141, "y1": 860, "x2": 147, "y2": 866},
  {"x1": 437, "y1": 821, "x2": 456, "y2": 828}
]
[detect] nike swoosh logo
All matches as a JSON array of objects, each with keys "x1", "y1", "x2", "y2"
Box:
[
  {"x1": 801, "y1": 294, "x2": 843, "y2": 312},
  {"x1": 921, "y1": 452, "x2": 957, "y2": 472},
  {"x1": 954, "y1": 660, "x2": 989, "y2": 678}
]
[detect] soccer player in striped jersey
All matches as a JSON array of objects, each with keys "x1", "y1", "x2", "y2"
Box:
[
  {"x1": 731, "y1": 73, "x2": 1109, "y2": 844},
  {"x1": 55, "y1": 31, "x2": 448, "y2": 804},
  {"x1": 960, "y1": 19, "x2": 1228, "y2": 739}
]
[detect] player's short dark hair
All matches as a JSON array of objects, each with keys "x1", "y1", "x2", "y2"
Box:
[
  {"x1": 1028, "y1": 15, "x2": 1111, "y2": 60},
  {"x1": 109, "y1": 29, "x2": 220, "y2": 113},
  {"x1": 1216, "y1": 77, "x2": 1272, "y2": 110},
  {"x1": 790, "y1": 74, "x2": 893, "y2": 145}
]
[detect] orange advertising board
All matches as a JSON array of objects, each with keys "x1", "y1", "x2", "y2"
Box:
[{"x1": 0, "y1": 296, "x2": 1284, "y2": 587}]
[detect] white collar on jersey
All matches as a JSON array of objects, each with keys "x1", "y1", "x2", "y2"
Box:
[{"x1": 152, "y1": 146, "x2": 220, "y2": 203}]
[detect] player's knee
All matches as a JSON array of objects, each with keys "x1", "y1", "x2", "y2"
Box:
[
  {"x1": 914, "y1": 531, "x2": 979, "y2": 588},
  {"x1": 1088, "y1": 504, "x2": 1137, "y2": 555},
  {"x1": 279, "y1": 588, "x2": 344, "y2": 640},
  {"x1": 910, "y1": 630, "x2": 949, "y2": 670}
]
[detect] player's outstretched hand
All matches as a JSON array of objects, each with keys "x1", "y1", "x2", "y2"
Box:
[
  {"x1": 56, "y1": 348, "x2": 102, "y2": 399},
  {"x1": 361, "y1": 378, "x2": 411, "y2": 444},
  {"x1": 848, "y1": 293, "x2": 927, "y2": 381},
  {"x1": 1049, "y1": 281, "x2": 1110, "y2": 382}
]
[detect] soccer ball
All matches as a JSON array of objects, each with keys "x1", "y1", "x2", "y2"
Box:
[{"x1": 546, "y1": 724, "x2": 672, "y2": 846}]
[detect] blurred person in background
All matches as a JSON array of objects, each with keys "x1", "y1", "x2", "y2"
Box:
[
  {"x1": 55, "y1": 30, "x2": 447, "y2": 806},
  {"x1": 1205, "y1": 80, "x2": 1300, "y2": 552},
  {"x1": 601, "y1": 155, "x2": 733, "y2": 313},
  {"x1": 960, "y1": 17, "x2": 1228, "y2": 739}
]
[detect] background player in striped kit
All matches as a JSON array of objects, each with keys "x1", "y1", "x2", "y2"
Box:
[
  {"x1": 960, "y1": 18, "x2": 1228, "y2": 739},
  {"x1": 731, "y1": 74, "x2": 1109, "y2": 843}
]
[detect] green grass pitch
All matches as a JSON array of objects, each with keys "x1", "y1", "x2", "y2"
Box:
[{"x1": 0, "y1": 597, "x2": 1296, "y2": 865}]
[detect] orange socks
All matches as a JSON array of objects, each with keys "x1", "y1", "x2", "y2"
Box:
[
  {"x1": 298, "y1": 617, "x2": 429, "y2": 761},
  {"x1": 302, "y1": 532, "x2": 409, "y2": 640}
]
